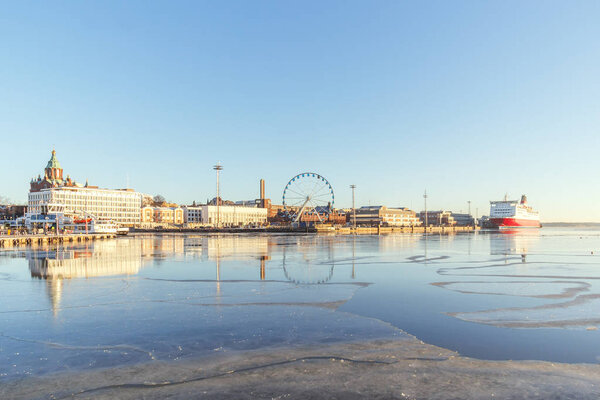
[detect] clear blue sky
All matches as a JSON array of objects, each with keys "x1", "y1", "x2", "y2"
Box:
[{"x1": 1, "y1": 1, "x2": 599, "y2": 221}]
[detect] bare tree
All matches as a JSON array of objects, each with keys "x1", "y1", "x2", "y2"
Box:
[{"x1": 153, "y1": 195, "x2": 166, "y2": 206}]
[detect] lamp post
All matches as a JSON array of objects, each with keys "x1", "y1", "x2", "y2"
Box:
[
  {"x1": 350, "y1": 184, "x2": 356, "y2": 230},
  {"x1": 423, "y1": 190, "x2": 428, "y2": 228},
  {"x1": 468, "y1": 200, "x2": 472, "y2": 226},
  {"x1": 213, "y1": 163, "x2": 223, "y2": 228}
]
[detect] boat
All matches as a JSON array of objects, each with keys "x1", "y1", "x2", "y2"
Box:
[
  {"x1": 66, "y1": 219, "x2": 119, "y2": 234},
  {"x1": 489, "y1": 195, "x2": 540, "y2": 228},
  {"x1": 88, "y1": 220, "x2": 118, "y2": 234},
  {"x1": 116, "y1": 227, "x2": 129, "y2": 235}
]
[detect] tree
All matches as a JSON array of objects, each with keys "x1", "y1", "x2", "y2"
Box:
[{"x1": 153, "y1": 195, "x2": 166, "y2": 206}]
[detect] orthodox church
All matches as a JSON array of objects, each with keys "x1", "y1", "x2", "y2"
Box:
[{"x1": 30, "y1": 150, "x2": 84, "y2": 192}]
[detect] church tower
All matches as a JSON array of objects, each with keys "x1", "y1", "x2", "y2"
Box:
[
  {"x1": 45, "y1": 149, "x2": 63, "y2": 182},
  {"x1": 31, "y1": 149, "x2": 73, "y2": 192}
]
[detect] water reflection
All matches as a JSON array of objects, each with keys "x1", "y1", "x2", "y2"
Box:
[
  {"x1": 437, "y1": 230, "x2": 600, "y2": 333},
  {"x1": 1, "y1": 234, "x2": 403, "y2": 381},
  {"x1": 27, "y1": 240, "x2": 143, "y2": 316},
  {"x1": 2, "y1": 230, "x2": 600, "y2": 381},
  {"x1": 19, "y1": 235, "x2": 350, "y2": 316},
  {"x1": 490, "y1": 229, "x2": 540, "y2": 262}
]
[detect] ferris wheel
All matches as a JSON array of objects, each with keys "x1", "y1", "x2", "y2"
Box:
[{"x1": 282, "y1": 172, "x2": 334, "y2": 222}]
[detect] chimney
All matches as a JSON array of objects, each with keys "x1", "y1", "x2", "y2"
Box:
[{"x1": 260, "y1": 179, "x2": 265, "y2": 200}]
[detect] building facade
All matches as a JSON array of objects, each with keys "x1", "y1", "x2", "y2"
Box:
[
  {"x1": 202, "y1": 205, "x2": 267, "y2": 227},
  {"x1": 355, "y1": 206, "x2": 421, "y2": 226},
  {"x1": 419, "y1": 210, "x2": 455, "y2": 226},
  {"x1": 140, "y1": 207, "x2": 183, "y2": 224},
  {"x1": 451, "y1": 213, "x2": 475, "y2": 226},
  {"x1": 183, "y1": 206, "x2": 203, "y2": 224},
  {"x1": 28, "y1": 150, "x2": 143, "y2": 226},
  {"x1": 28, "y1": 187, "x2": 143, "y2": 226}
]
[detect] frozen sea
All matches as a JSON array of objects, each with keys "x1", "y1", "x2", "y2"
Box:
[{"x1": 1, "y1": 228, "x2": 600, "y2": 388}]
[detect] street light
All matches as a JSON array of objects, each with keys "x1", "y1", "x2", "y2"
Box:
[
  {"x1": 213, "y1": 163, "x2": 223, "y2": 228},
  {"x1": 423, "y1": 190, "x2": 428, "y2": 228},
  {"x1": 350, "y1": 184, "x2": 356, "y2": 230},
  {"x1": 467, "y1": 200, "x2": 472, "y2": 226}
]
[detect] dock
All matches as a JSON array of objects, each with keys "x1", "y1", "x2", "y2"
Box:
[
  {"x1": 316, "y1": 225, "x2": 479, "y2": 234},
  {"x1": 0, "y1": 233, "x2": 117, "y2": 248},
  {"x1": 130, "y1": 225, "x2": 478, "y2": 235}
]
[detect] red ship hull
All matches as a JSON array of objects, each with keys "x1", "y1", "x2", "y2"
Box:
[{"x1": 489, "y1": 218, "x2": 540, "y2": 228}]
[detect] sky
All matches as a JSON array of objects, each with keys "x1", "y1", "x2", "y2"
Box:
[{"x1": 1, "y1": 1, "x2": 599, "y2": 221}]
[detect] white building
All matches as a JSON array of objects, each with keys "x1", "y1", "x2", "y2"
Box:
[
  {"x1": 183, "y1": 206, "x2": 203, "y2": 224},
  {"x1": 28, "y1": 187, "x2": 143, "y2": 226},
  {"x1": 28, "y1": 150, "x2": 143, "y2": 226},
  {"x1": 355, "y1": 206, "x2": 421, "y2": 227},
  {"x1": 202, "y1": 205, "x2": 267, "y2": 227}
]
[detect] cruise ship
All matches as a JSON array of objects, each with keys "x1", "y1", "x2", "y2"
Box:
[{"x1": 489, "y1": 195, "x2": 540, "y2": 228}]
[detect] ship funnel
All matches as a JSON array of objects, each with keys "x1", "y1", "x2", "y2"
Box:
[{"x1": 520, "y1": 194, "x2": 527, "y2": 204}]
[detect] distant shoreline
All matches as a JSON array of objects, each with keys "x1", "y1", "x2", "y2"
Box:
[{"x1": 541, "y1": 222, "x2": 600, "y2": 227}]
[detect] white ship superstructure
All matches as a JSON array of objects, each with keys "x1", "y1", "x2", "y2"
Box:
[{"x1": 489, "y1": 195, "x2": 540, "y2": 228}]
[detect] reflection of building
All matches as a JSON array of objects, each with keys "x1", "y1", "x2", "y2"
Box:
[
  {"x1": 377, "y1": 234, "x2": 420, "y2": 250},
  {"x1": 27, "y1": 240, "x2": 144, "y2": 316},
  {"x1": 28, "y1": 241, "x2": 143, "y2": 279},
  {"x1": 28, "y1": 150, "x2": 143, "y2": 226},
  {"x1": 139, "y1": 236, "x2": 186, "y2": 259},
  {"x1": 141, "y1": 207, "x2": 184, "y2": 224},
  {"x1": 356, "y1": 206, "x2": 421, "y2": 226},
  {"x1": 194, "y1": 235, "x2": 271, "y2": 260}
]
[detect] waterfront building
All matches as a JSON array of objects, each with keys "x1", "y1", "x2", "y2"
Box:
[
  {"x1": 141, "y1": 206, "x2": 184, "y2": 224},
  {"x1": 451, "y1": 213, "x2": 475, "y2": 226},
  {"x1": 201, "y1": 205, "x2": 267, "y2": 227},
  {"x1": 355, "y1": 206, "x2": 421, "y2": 226},
  {"x1": 28, "y1": 150, "x2": 143, "y2": 226},
  {"x1": 183, "y1": 206, "x2": 203, "y2": 224},
  {"x1": 419, "y1": 210, "x2": 455, "y2": 226}
]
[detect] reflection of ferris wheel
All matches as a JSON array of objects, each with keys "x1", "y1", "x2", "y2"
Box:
[
  {"x1": 281, "y1": 240, "x2": 335, "y2": 284},
  {"x1": 282, "y1": 172, "x2": 335, "y2": 222}
]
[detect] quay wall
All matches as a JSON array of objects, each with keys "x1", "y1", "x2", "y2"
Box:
[
  {"x1": 0, "y1": 233, "x2": 117, "y2": 248},
  {"x1": 131, "y1": 226, "x2": 478, "y2": 235},
  {"x1": 326, "y1": 226, "x2": 478, "y2": 235}
]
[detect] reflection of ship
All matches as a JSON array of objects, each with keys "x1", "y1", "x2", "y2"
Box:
[
  {"x1": 490, "y1": 229, "x2": 540, "y2": 262},
  {"x1": 489, "y1": 195, "x2": 540, "y2": 229}
]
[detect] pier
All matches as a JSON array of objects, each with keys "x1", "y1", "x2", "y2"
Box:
[
  {"x1": 130, "y1": 225, "x2": 478, "y2": 235},
  {"x1": 316, "y1": 225, "x2": 479, "y2": 234},
  {"x1": 0, "y1": 233, "x2": 117, "y2": 248}
]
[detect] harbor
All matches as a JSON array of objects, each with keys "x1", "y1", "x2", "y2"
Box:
[
  {"x1": 1, "y1": 229, "x2": 599, "y2": 399},
  {"x1": 2, "y1": 151, "x2": 489, "y2": 237},
  {"x1": 0, "y1": 233, "x2": 117, "y2": 248},
  {"x1": 2, "y1": 2, "x2": 596, "y2": 397}
]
